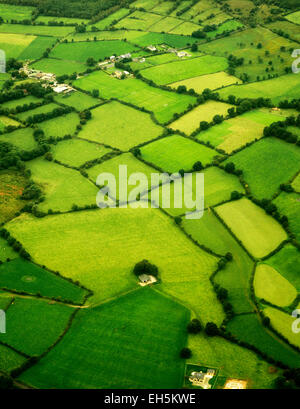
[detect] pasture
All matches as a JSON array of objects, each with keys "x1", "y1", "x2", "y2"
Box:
[
  {"x1": 0, "y1": 258, "x2": 87, "y2": 304},
  {"x1": 225, "y1": 138, "x2": 300, "y2": 199},
  {"x1": 78, "y1": 101, "x2": 163, "y2": 150},
  {"x1": 265, "y1": 307, "x2": 300, "y2": 349},
  {"x1": 0, "y1": 128, "x2": 36, "y2": 151},
  {"x1": 215, "y1": 198, "x2": 287, "y2": 258},
  {"x1": 18, "y1": 36, "x2": 57, "y2": 60},
  {"x1": 267, "y1": 20, "x2": 300, "y2": 42},
  {"x1": 0, "y1": 170, "x2": 27, "y2": 224},
  {"x1": 254, "y1": 264, "x2": 296, "y2": 307},
  {"x1": 0, "y1": 32, "x2": 35, "y2": 59},
  {"x1": 274, "y1": 192, "x2": 300, "y2": 242},
  {"x1": 0, "y1": 343, "x2": 26, "y2": 373},
  {"x1": 0, "y1": 115, "x2": 21, "y2": 131},
  {"x1": 0, "y1": 4, "x2": 35, "y2": 22},
  {"x1": 54, "y1": 91, "x2": 99, "y2": 111},
  {"x1": 285, "y1": 11, "x2": 300, "y2": 25},
  {"x1": 292, "y1": 174, "x2": 300, "y2": 192},
  {"x1": 140, "y1": 134, "x2": 219, "y2": 173},
  {"x1": 129, "y1": 31, "x2": 198, "y2": 47},
  {"x1": 169, "y1": 101, "x2": 233, "y2": 135},
  {"x1": 170, "y1": 71, "x2": 241, "y2": 95},
  {"x1": 170, "y1": 21, "x2": 203, "y2": 36},
  {"x1": 93, "y1": 8, "x2": 130, "y2": 30},
  {"x1": 31, "y1": 58, "x2": 87, "y2": 76},
  {"x1": 35, "y1": 16, "x2": 89, "y2": 25},
  {"x1": 227, "y1": 314, "x2": 300, "y2": 368},
  {"x1": 26, "y1": 158, "x2": 98, "y2": 213},
  {"x1": 20, "y1": 288, "x2": 189, "y2": 388},
  {"x1": 1, "y1": 95, "x2": 41, "y2": 110},
  {"x1": 141, "y1": 55, "x2": 228, "y2": 85},
  {"x1": 114, "y1": 10, "x2": 162, "y2": 31},
  {"x1": 37, "y1": 112, "x2": 80, "y2": 137},
  {"x1": 0, "y1": 23, "x2": 74, "y2": 36},
  {"x1": 0, "y1": 237, "x2": 18, "y2": 262},
  {"x1": 0, "y1": 297, "x2": 72, "y2": 356},
  {"x1": 149, "y1": 16, "x2": 183, "y2": 33},
  {"x1": 15, "y1": 102, "x2": 59, "y2": 122},
  {"x1": 74, "y1": 71, "x2": 197, "y2": 123}
]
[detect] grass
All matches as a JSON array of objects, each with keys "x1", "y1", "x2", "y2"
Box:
[
  {"x1": 149, "y1": 16, "x2": 183, "y2": 33},
  {"x1": 206, "y1": 20, "x2": 243, "y2": 39},
  {"x1": 0, "y1": 237, "x2": 18, "y2": 262},
  {"x1": 31, "y1": 58, "x2": 87, "y2": 76},
  {"x1": 128, "y1": 31, "x2": 199, "y2": 47},
  {"x1": 6, "y1": 208, "x2": 222, "y2": 324},
  {"x1": 140, "y1": 134, "x2": 219, "y2": 173},
  {"x1": 170, "y1": 71, "x2": 241, "y2": 94},
  {"x1": 169, "y1": 101, "x2": 233, "y2": 135},
  {"x1": 151, "y1": 1, "x2": 174, "y2": 14},
  {"x1": 115, "y1": 10, "x2": 163, "y2": 31},
  {"x1": 141, "y1": 55, "x2": 228, "y2": 85},
  {"x1": 0, "y1": 343, "x2": 26, "y2": 374},
  {"x1": 26, "y1": 158, "x2": 98, "y2": 213},
  {"x1": 78, "y1": 101, "x2": 163, "y2": 150},
  {"x1": 182, "y1": 209, "x2": 254, "y2": 314},
  {"x1": 0, "y1": 23, "x2": 74, "y2": 36},
  {"x1": 0, "y1": 32, "x2": 36, "y2": 59},
  {"x1": 74, "y1": 71, "x2": 197, "y2": 123},
  {"x1": 1, "y1": 95, "x2": 41, "y2": 110},
  {"x1": 15, "y1": 102, "x2": 60, "y2": 121},
  {"x1": 0, "y1": 115, "x2": 21, "y2": 131},
  {"x1": 265, "y1": 307, "x2": 300, "y2": 349},
  {"x1": 35, "y1": 16, "x2": 89, "y2": 25},
  {"x1": 263, "y1": 245, "x2": 300, "y2": 291},
  {"x1": 218, "y1": 74, "x2": 300, "y2": 105},
  {"x1": 51, "y1": 138, "x2": 111, "y2": 168},
  {"x1": 92, "y1": 8, "x2": 130, "y2": 30},
  {"x1": 0, "y1": 170, "x2": 27, "y2": 224},
  {"x1": 292, "y1": 174, "x2": 300, "y2": 192},
  {"x1": 266, "y1": 20, "x2": 300, "y2": 42},
  {"x1": 170, "y1": 21, "x2": 203, "y2": 35},
  {"x1": 18, "y1": 36, "x2": 57, "y2": 60},
  {"x1": 225, "y1": 138, "x2": 300, "y2": 199},
  {"x1": 0, "y1": 297, "x2": 72, "y2": 356},
  {"x1": 227, "y1": 313, "x2": 300, "y2": 368},
  {"x1": 196, "y1": 108, "x2": 292, "y2": 153},
  {"x1": 0, "y1": 258, "x2": 87, "y2": 304},
  {"x1": 0, "y1": 4, "x2": 35, "y2": 21},
  {"x1": 0, "y1": 127, "x2": 36, "y2": 151},
  {"x1": 254, "y1": 264, "x2": 297, "y2": 307},
  {"x1": 50, "y1": 40, "x2": 141, "y2": 62},
  {"x1": 54, "y1": 91, "x2": 99, "y2": 111},
  {"x1": 20, "y1": 288, "x2": 189, "y2": 388},
  {"x1": 37, "y1": 112, "x2": 80, "y2": 137},
  {"x1": 273, "y1": 192, "x2": 300, "y2": 242},
  {"x1": 285, "y1": 11, "x2": 300, "y2": 25},
  {"x1": 215, "y1": 198, "x2": 287, "y2": 259}
]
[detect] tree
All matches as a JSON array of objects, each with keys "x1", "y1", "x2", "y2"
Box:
[
  {"x1": 187, "y1": 319, "x2": 202, "y2": 334},
  {"x1": 205, "y1": 322, "x2": 219, "y2": 336},
  {"x1": 86, "y1": 57, "x2": 96, "y2": 66},
  {"x1": 174, "y1": 216, "x2": 182, "y2": 225},
  {"x1": 91, "y1": 89, "x2": 99, "y2": 98},
  {"x1": 200, "y1": 121, "x2": 209, "y2": 131},
  {"x1": 231, "y1": 190, "x2": 242, "y2": 200},
  {"x1": 133, "y1": 260, "x2": 158, "y2": 277},
  {"x1": 192, "y1": 161, "x2": 203, "y2": 171},
  {"x1": 213, "y1": 114, "x2": 223, "y2": 124},
  {"x1": 191, "y1": 43, "x2": 198, "y2": 52},
  {"x1": 224, "y1": 162, "x2": 235, "y2": 174},
  {"x1": 180, "y1": 347, "x2": 192, "y2": 359}
]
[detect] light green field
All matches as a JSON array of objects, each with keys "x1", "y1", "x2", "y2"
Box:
[
  {"x1": 151, "y1": 1, "x2": 174, "y2": 14},
  {"x1": 140, "y1": 134, "x2": 219, "y2": 172},
  {"x1": 215, "y1": 198, "x2": 287, "y2": 258},
  {"x1": 38, "y1": 112, "x2": 80, "y2": 137},
  {"x1": 18, "y1": 36, "x2": 57, "y2": 60},
  {"x1": 131, "y1": 0, "x2": 160, "y2": 10},
  {"x1": 93, "y1": 8, "x2": 130, "y2": 30},
  {"x1": 50, "y1": 40, "x2": 141, "y2": 62},
  {"x1": 75, "y1": 71, "x2": 197, "y2": 123},
  {"x1": 170, "y1": 21, "x2": 202, "y2": 35},
  {"x1": 35, "y1": 16, "x2": 89, "y2": 25},
  {"x1": 54, "y1": 91, "x2": 100, "y2": 111},
  {"x1": 0, "y1": 115, "x2": 21, "y2": 131},
  {"x1": 196, "y1": 109, "x2": 291, "y2": 153},
  {"x1": 206, "y1": 19, "x2": 243, "y2": 39},
  {"x1": 267, "y1": 20, "x2": 300, "y2": 42},
  {"x1": 285, "y1": 11, "x2": 300, "y2": 25},
  {"x1": 1, "y1": 95, "x2": 41, "y2": 110},
  {"x1": 0, "y1": 4, "x2": 35, "y2": 21},
  {"x1": 0, "y1": 32, "x2": 35, "y2": 59},
  {"x1": 227, "y1": 313, "x2": 300, "y2": 368},
  {"x1": 6, "y1": 208, "x2": 223, "y2": 324},
  {"x1": 15, "y1": 102, "x2": 59, "y2": 121},
  {"x1": 78, "y1": 101, "x2": 163, "y2": 150},
  {"x1": 0, "y1": 237, "x2": 18, "y2": 262},
  {"x1": 170, "y1": 71, "x2": 241, "y2": 95},
  {"x1": 274, "y1": 192, "x2": 300, "y2": 242},
  {"x1": 254, "y1": 264, "x2": 297, "y2": 307},
  {"x1": 20, "y1": 288, "x2": 189, "y2": 388},
  {"x1": 141, "y1": 55, "x2": 228, "y2": 85},
  {"x1": 51, "y1": 138, "x2": 111, "y2": 168},
  {"x1": 265, "y1": 307, "x2": 300, "y2": 349},
  {"x1": 0, "y1": 343, "x2": 26, "y2": 374},
  {"x1": 225, "y1": 138, "x2": 300, "y2": 199},
  {"x1": 115, "y1": 10, "x2": 162, "y2": 30},
  {"x1": 0, "y1": 127, "x2": 36, "y2": 151},
  {"x1": 149, "y1": 16, "x2": 182, "y2": 33},
  {"x1": 26, "y1": 158, "x2": 98, "y2": 212},
  {"x1": 219, "y1": 74, "x2": 300, "y2": 104},
  {"x1": 31, "y1": 58, "x2": 87, "y2": 76},
  {"x1": 292, "y1": 174, "x2": 300, "y2": 192},
  {"x1": 0, "y1": 23, "x2": 74, "y2": 36},
  {"x1": 0, "y1": 258, "x2": 87, "y2": 304},
  {"x1": 169, "y1": 101, "x2": 233, "y2": 135}
]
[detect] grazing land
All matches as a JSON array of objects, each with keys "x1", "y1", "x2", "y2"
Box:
[
  {"x1": 31, "y1": 58, "x2": 87, "y2": 76},
  {"x1": 274, "y1": 192, "x2": 300, "y2": 242}
]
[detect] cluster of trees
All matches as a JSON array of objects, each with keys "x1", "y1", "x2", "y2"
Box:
[
  {"x1": 133, "y1": 259, "x2": 158, "y2": 278},
  {"x1": 26, "y1": 105, "x2": 73, "y2": 124},
  {"x1": 263, "y1": 115, "x2": 300, "y2": 145},
  {"x1": 227, "y1": 54, "x2": 244, "y2": 75}
]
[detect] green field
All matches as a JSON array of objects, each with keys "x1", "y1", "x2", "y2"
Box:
[
  {"x1": 20, "y1": 288, "x2": 189, "y2": 388},
  {"x1": 265, "y1": 307, "x2": 300, "y2": 349},
  {"x1": 0, "y1": 170, "x2": 27, "y2": 224},
  {"x1": 31, "y1": 58, "x2": 87, "y2": 76},
  {"x1": 0, "y1": 237, "x2": 18, "y2": 262},
  {"x1": 254, "y1": 264, "x2": 297, "y2": 307},
  {"x1": 169, "y1": 101, "x2": 233, "y2": 135},
  {"x1": 141, "y1": 55, "x2": 228, "y2": 85},
  {"x1": 215, "y1": 198, "x2": 287, "y2": 258},
  {"x1": 15, "y1": 102, "x2": 60, "y2": 122},
  {"x1": 292, "y1": 174, "x2": 300, "y2": 192},
  {"x1": 35, "y1": 16, "x2": 89, "y2": 25},
  {"x1": 285, "y1": 11, "x2": 300, "y2": 25},
  {"x1": 149, "y1": 16, "x2": 183, "y2": 33},
  {"x1": 74, "y1": 71, "x2": 197, "y2": 123},
  {"x1": 78, "y1": 101, "x2": 163, "y2": 150},
  {"x1": 37, "y1": 112, "x2": 80, "y2": 137},
  {"x1": 274, "y1": 192, "x2": 300, "y2": 242},
  {"x1": 0, "y1": 258, "x2": 87, "y2": 303},
  {"x1": 140, "y1": 134, "x2": 219, "y2": 172},
  {"x1": 170, "y1": 71, "x2": 241, "y2": 95},
  {"x1": 18, "y1": 36, "x2": 57, "y2": 60},
  {"x1": 267, "y1": 20, "x2": 300, "y2": 42},
  {"x1": 0, "y1": 115, "x2": 21, "y2": 131},
  {"x1": 1, "y1": 95, "x2": 42, "y2": 110},
  {"x1": 0, "y1": 4, "x2": 35, "y2": 21},
  {"x1": 0, "y1": 23, "x2": 74, "y2": 36},
  {"x1": 93, "y1": 8, "x2": 130, "y2": 30},
  {"x1": 225, "y1": 138, "x2": 300, "y2": 199},
  {"x1": 196, "y1": 109, "x2": 291, "y2": 153},
  {"x1": 26, "y1": 158, "x2": 98, "y2": 212},
  {"x1": 0, "y1": 127, "x2": 36, "y2": 151},
  {"x1": 0, "y1": 297, "x2": 72, "y2": 356},
  {"x1": 54, "y1": 91, "x2": 100, "y2": 111},
  {"x1": 0, "y1": 343, "x2": 26, "y2": 374},
  {"x1": 227, "y1": 313, "x2": 300, "y2": 368},
  {"x1": 50, "y1": 40, "x2": 141, "y2": 62},
  {"x1": 0, "y1": 32, "x2": 35, "y2": 59},
  {"x1": 51, "y1": 138, "x2": 111, "y2": 168},
  {"x1": 170, "y1": 21, "x2": 203, "y2": 35},
  {"x1": 115, "y1": 10, "x2": 163, "y2": 30}
]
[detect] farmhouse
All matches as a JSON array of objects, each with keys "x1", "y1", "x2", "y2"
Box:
[
  {"x1": 147, "y1": 45, "x2": 157, "y2": 52},
  {"x1": 177, "y1": 51, "x2": 190, "y2": 58},
  {"x1": 53, "y1": 84, "x2": 74, "y2": 94},
  {"x1": 189, "y1": 369, "x2": 215, "y2": 389}
]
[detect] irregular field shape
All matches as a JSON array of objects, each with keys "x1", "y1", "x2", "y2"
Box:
[
  {"x1": 215, "y1": 198, "x2": 287, "y2": 258},
  {"x1": 0, "y1": 343, "x2": 26, "y2": 373},
  {"x1": 0, "y1": 170, "x2": 26, "y2": 224},
  {"x1": 274, "y1": 192, "x2": 300, "y2": 242},
  {"x1": 115, "y1": 11, "x2": 162, "y2": 30},
  {"x1": 37, "y1": 112, "x2": 80, "y2": 137},
  {"x1": 78, "y1": 101, "x2": 163, "y2": 150},
  {"x1": 18, "y1": 36, "x2": 57, "y2": 60},
  {"x1": 54, "y1": 91, "x2": 100, "y2": 111},
  {"x1": 0, "y1": 127, "x2": 36, "y2": 151},
  {"x1": 0, "y1": 237, "x2": 18, "y2": 262},
  {"x1": 0, "y1": 115, "x2": 21, "y2": 131},
  {"x1": 0, "y1": 23, "x2": 74, "y2": 36},
  {"x1": 170, "y1": 21, "x2": 203, "y2": 35},
  {"x1": 0, "y1": 4, "x2": 35, "y2": 21},
  {"x1": 93, "y1": 8, "x2": 130, "y2": 29},
  {"x1": 265, "y1": 307, "x2": 300, "y2": 349},
  {"x1": 0, "y1": 32, "x2": 36, "y2": 59},
  {"x1": 15, "y1": 102, "x2": 60, "y2": 121},
  {"x1": 1, "y1": 95, "x2": 41, "y2": 110},
  {"x1": 149, "y1": 16, "x2": 183, "y2": 33},
  {"x1": 31, "y1": 58, "x2": 87, "y2": 76},
  {"x1": 285, "y1": 11, "x2": 300, "y2": 25},
  {"x1": 35, "y1": 16, "x2": 89, "y2": 25}
]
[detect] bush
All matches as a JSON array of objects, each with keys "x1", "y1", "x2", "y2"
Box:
[
  {"x1": 187, "y1": 319, "x2": 202, "y2": 334},
  {"x1": 180, "y1": 347, "x2": 192, "y2": 359},
  {"x1": 205, "y1": 322, "x2": 219, "y2": 336},
  {"x1": 133, "y1": 260, "x2": 158, "y2": 277}
]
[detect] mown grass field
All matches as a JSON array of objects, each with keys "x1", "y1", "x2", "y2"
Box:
[
  {"x1": 1, "y1": 95, "x2": 41, "y2": 110},
  {"x1": 78, "y1": 101, "x2": 163, "y2": 150},
  {"x1": 93, "y1": 8, "x2": 130, "y2": 29},
  {"x1": 31, "y1": 58, "x2": 87, "y2": 76},
  {"x1": 227, "y1": 313, "x2": 300, "y2": 368},
  {"x1": 196, "y1": 109, "x2": 291, "y2": 153},
  {"x1": 0, "y1": 23, "x2": 74, "y2": 36},
  {"x1": 0, "y1": 127, "x2": 36, "y2": 151},
  {"x1": 254, "y1": 264, "x2": 296, "y2": 307},
  {"x1": 0, "y1": 297, "x2": 72, "y2": 356},
  {"x1": 225, "y1": 138, "x2": 300, "y2": 199},
  {"x1": 20, "y1": 288, "x2": 189, "y2": 388},
  {"x1": 169, "y1": 21, "x2": 201, "y2": 35},
  {"x1": 215, "y1": 198, "x2": 287, "y2": 258},
  {"x1": 0, "y1": 258, "x2": 87, "y2": 303},
  {"x1": 265, "y1": 307, "x2": 300, "y2": 349},
  {"x1": 169, "y1": 101, "x2": 233, "y2": 135},
  {"x1": 274, "y1": 192, "x2": 300, "y2": 242},
  {"x1": 149, "y1": 16, "x2": 183, "y2": 33},
  {"x1": 140, "y1": 134, "x2": 219, "y2": 173},
  {"x1": 18, "y1": 36, "x2": 57, "y2": 60},
  {"x1": 0, "y1": 32, "x2": 35, "y2": 59},
  {"x1": 75, "y1": 71, "x2": 197, "y2": 123},
  {"x1": 141, "y1": 55, "x2": 228, "y2": 85},
  {"x1": 37, "y1": 112, "x2": 80, "y2": 137},
  {"x1": 114, "y1": 10, "x2": 163, "y2": 31},
  {"x1": 54, "y1": 91, "x2": 99, "y2": 111}
]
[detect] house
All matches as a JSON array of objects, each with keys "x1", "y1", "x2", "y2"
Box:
[
  {"x1": 114, "y1": 70, "x2": 123, "y2": 79},
  {"x1": 123, "y1": 70, "x2": 130, "y2": 76},
  {"x1": 147, "y1": 45, "x2": 157, "y2": 52},
  {"x1": 139, "y1": 274, "x2": 151, "y2": 283},
  {"x1": 110, "y1": 55, "x2": 116, "y2": 61},
  {"x1": 177, "y1": 51, "x2": 190, "y2": 58},
  {"x1": 189, "y1": 369, "x2": 215, "y2": 389},
  {"x1": 140, "y1": 58, "x2": 146, "y2": 63},
  {"x1": 53, "y1": 84, "x2": 73, "y2": 94},
  {"x1": 119, "y1": 53, "x2": 131, "y2": 59}
]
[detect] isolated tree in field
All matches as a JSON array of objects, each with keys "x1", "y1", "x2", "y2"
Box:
[
  {"x1": 191, "y1": 43, "x2": 198, "y2": 52},
  {"x1": 86, "y1": 57, "x2": 96, "y2": 66},
  {"x1": 91, "y1": 89, "x2": 99, "y2": 98},
  {"x1": 192, "y1": 161, "x2": 203, "y2": 171},
  {"x1": 180, "y1": 347, "x2": 192, "y2": 359},
  {"x1": 133, "y1": 260, "x2": 158, "y2": 277},
  {"x1": 187, "y1": 319, "x2": 202, "y2": 334},
  {"x1": 224, "y1": 162, "x2": 235, "y2": 174},
  {"x1": 205, "y1": 322, "x2": 219, "y2": 336},
  {"x1": 231, "y1": 190, "x2": 242, "y2": 200}
]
